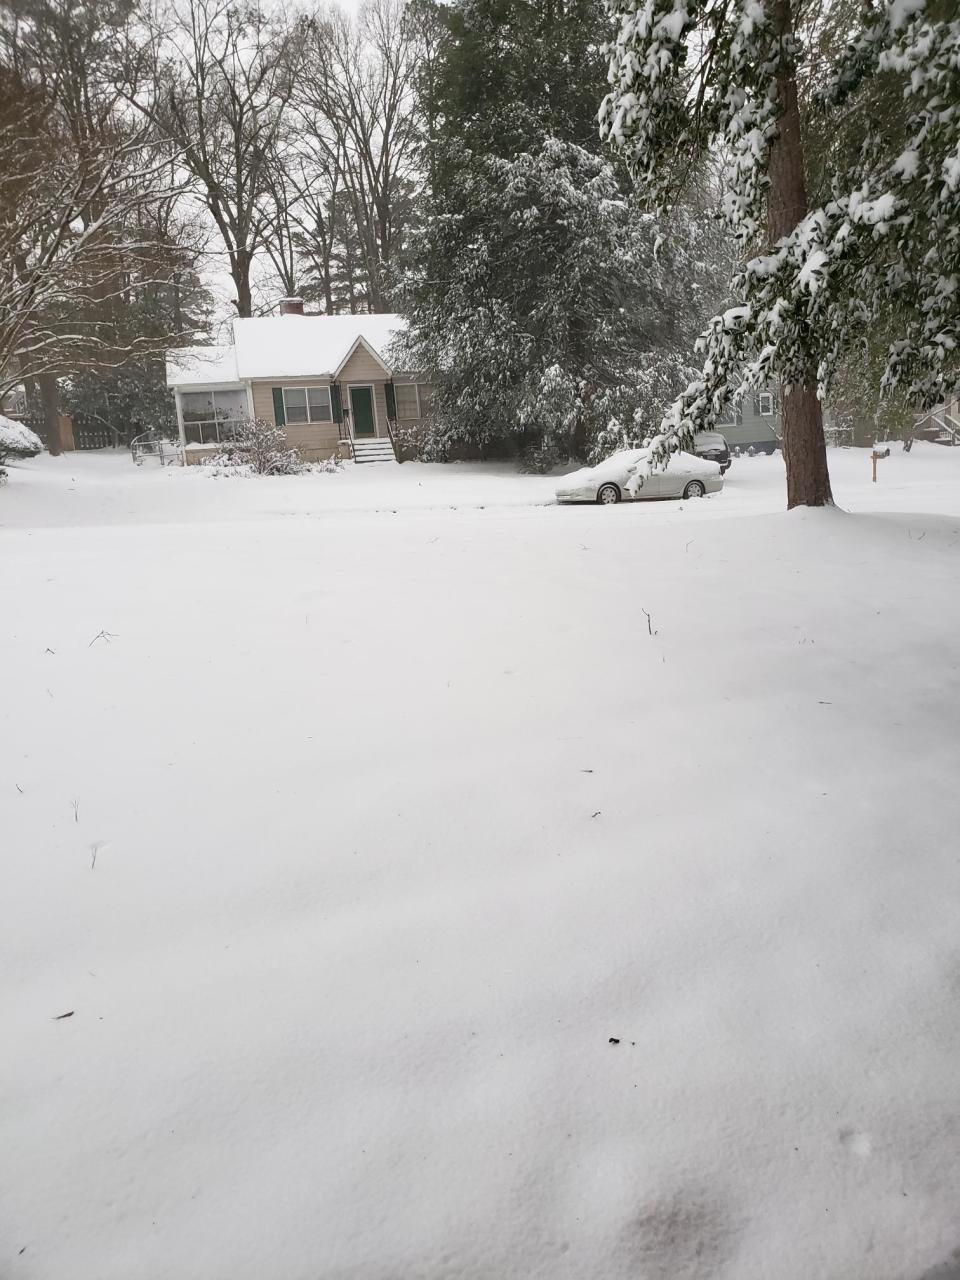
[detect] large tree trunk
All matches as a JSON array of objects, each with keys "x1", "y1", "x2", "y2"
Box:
[
  {"x1": 232, "y1": 251, "x2": 253, "y2": 318},
  {"x1": 768, "y1": 0, "x2": 833, "y2": 508},
  {"x1": 39, "y1": 373, "x2": 61, "y2": 457}
]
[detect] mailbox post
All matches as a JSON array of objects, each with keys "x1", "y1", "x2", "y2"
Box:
[{"x1": 871, "y1": 446, "x2": 890, "y2": 482}]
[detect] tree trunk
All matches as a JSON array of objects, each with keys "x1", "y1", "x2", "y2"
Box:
[
  {"x1": 232, "y1": 252, "x2": 253, "y2": 318},
  {"x1": 39, "y1": 373, "x2": 61, "y2": 457},
  {"x1": 768, "y1": 0, "x2": 833, "y2": 509},
  {"x1": 23, "y1": 376, "x2": 42, "y2": 421},
  {"x1": 172, "y1": 274, "x2": 183, "y2": 336}
]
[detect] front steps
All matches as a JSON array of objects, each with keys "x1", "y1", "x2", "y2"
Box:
[{"x1": 352, "y1": 437, "x2": 397, "y2": 464}]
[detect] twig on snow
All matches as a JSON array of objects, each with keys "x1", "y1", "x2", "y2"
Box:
[
  {"x1": 88, "y1": 630, "x2": 118, "y2": 647},
  {"x1": 642, "y1": 609, "x2": 657, "y2": 636}
]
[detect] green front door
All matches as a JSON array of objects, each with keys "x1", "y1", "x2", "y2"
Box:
[{"x1": 350, "y1": 386, "x2": 376, "y2": 438}]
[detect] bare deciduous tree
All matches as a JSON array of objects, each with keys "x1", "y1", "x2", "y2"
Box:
[
  {"x1": 0, "y1": 0, "x2": 202, "y2": 452},
  {"x1": 295, "y1": 0, "x2": 421, "y2": 312},
  {"x1": 128, "y1": 0, "x2": 306, "y2": 317}
]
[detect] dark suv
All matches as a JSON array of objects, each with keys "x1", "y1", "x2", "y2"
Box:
[{"x1": 693, "y1": 431, "x2": 732, "y2": 473}]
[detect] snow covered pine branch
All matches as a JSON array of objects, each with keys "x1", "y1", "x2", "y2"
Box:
[{"x1": 600, "y1": 0, "x2": 960, "y2": 508}]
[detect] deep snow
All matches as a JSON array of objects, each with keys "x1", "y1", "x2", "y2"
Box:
[{"x1": 2, "y1": 447, "x2": 960, "y2": 1280}]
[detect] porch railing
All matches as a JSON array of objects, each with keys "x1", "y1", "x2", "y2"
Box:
[{"x1": 131, "y1": 429, "x2": 181, "y2": 466}]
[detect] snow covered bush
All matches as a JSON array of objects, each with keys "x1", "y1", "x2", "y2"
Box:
[
  {"x1": 388, "y1": 422, "x2": 426, "y2": 462},
  {"x1": 0, "y1": 416, "x2": 43, "y2": 480},
  {"x1": 308, "y1": 455, "x2": 344, "y2": 474},
  {"x1": 201, "y1": 418, "x2": 306, "y2": 476},
  {"x1": 0, "y1": 416, "x2": 43, "y2": 462}
]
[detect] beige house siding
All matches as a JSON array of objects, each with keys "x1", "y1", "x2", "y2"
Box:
[
  {"x1": 245, "y1": 367, "x2": 434, "y2": 461},
  {"x1": 250, "y1": 376, "x2": 345, "y2": 461},
  {"x1": 339, "y1": 348, "x2": 390, "y2": 439},
  {"x1": 338, "y1": 346, "x2": 387, "y2": 383},
  {"x1": 283, "y1": 423, "x2": 344, "y2": 458}
]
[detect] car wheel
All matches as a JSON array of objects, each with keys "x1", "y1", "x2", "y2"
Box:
[
  {"x1": 683, "y1": 480, "x2": 706, "y2": 498},
  {"x1": 597, "y1": 483, "x2": 621, "y2": 505}
]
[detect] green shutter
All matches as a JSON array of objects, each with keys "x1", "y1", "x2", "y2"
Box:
[
  {"x1": 331, "y1": 383, "x2": 343, "y2": 423},
  {"x1": 271, "y1": 387, "x2": 285, "y2": 425},
  {"x1": 385, "y1": 381, "x2": 397, "y2": 421}
]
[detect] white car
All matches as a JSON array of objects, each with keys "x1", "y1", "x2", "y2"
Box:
[{"x1": 555, "y1": 448, "x2": 724, "y2": 505}]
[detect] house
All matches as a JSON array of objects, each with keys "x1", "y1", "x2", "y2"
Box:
[
  {"x1": 165, "y1": 302, "x2": 432, "y2": 463},
  {"x1": 913, "y1": 400, "x2": 960, "y2": 446},
  {"x1": 717, "y1": 387, "x2": 781, "y2": 453}
]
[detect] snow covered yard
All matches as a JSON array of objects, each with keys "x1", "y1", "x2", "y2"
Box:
[{"x1": 3, "y1": 448, "x2": 960, "y2": 1280}]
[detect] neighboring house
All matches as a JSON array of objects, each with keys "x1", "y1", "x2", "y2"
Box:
[
  {"x1": 165, "y1": 303, "x2": 432, "y2": 463},
  {"x1": 717, "y1": 388, "x2": 781, "y2": 453}
]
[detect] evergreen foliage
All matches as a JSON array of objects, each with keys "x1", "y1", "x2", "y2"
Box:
[
  {"x1": 601, "y1": 0, "x2": 960, "y2": 470},
  {"x1": 397, "y1": 0, "x2": 729, "y2": 460}
]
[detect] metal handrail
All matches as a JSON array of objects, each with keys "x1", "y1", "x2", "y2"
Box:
[{"x1": 914, "y1": 407, "x2": 960, "y2": 445}]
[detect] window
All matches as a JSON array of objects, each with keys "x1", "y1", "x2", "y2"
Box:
[
  {"x1": 283, "y1": 386, "x2": 332, "y2": 425},
  {"x1": 394, "y1": 383, "x2": 433, "y2": 420},
  {"x1": 180, "y1": 389, "x2": 247, "y2": 445},
  {"x1": 758, "y1": 392, "x2": 775, "y2": 417},
  {"x1": 394, "y1": 383, "x2": 421, "y2": 419}
]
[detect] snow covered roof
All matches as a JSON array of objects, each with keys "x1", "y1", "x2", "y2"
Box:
[
  {"x1": 166, "y1": 314, "x2": 408, "y2": 388},
  {"x1": 231, "y1": 313, "x2": 405, "y2": 380},
  {"x1": 165, "y1": 345, "x2": 240, "y2": 389}
]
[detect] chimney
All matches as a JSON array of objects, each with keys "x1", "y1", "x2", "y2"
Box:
[{"x1": 279, "y1": 297, "x2": 305, "y2": 316}]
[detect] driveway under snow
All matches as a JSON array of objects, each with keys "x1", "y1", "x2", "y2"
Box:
[{"x1": 2, "y1": 448, "x2": 960, "y2": 1280}]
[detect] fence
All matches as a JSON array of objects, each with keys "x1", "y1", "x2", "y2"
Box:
[{"x1": 73, "y1": 426, "x2": 117, "y2": 450}]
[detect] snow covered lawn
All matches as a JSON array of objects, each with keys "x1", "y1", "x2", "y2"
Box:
[{"x1": 3, "y1": 448, "x2": 960, "y2": 1279}]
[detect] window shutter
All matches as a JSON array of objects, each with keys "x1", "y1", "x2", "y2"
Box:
[
  {"x1": 385, "y1": 381, "x2": 397, "y2": 421},
  {"x1": 272, "y1": 387, "x2": 285, "y2": 426},
  {"x1": 331, "y1": 383, "x2": 343, "y2": 423}
]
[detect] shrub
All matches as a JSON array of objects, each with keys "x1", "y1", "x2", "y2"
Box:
[
  {"x1": 202, "y1": 418, "x2": 306, "y2": 476},
  {"x1": 0, "y1": 416, "x2": 43, "y2": 464},
  {"x1": 0, "y1": 415, "x2": 43, "y2": 482},
  {"x1": 518, "y1": 442, "x2": 563, "y2": 474},
  {"x1": 309, "y1": 455, "x2": 344, "y2": 474}
]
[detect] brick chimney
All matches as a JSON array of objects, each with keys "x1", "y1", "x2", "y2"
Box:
[{"x1": 279, "y1": 297, "x2": 305, "y2": 316}]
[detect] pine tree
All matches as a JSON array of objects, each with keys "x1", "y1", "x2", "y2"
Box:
[
  {"x1": 399, "y1": 0, "x2": 728, "y2": 460},
  {"x1": 399, "y1": 139, "x2": 724, "y2": 461},
  {"x1": 601, "y1": 0, "x2": 960, "y2": 508}
]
